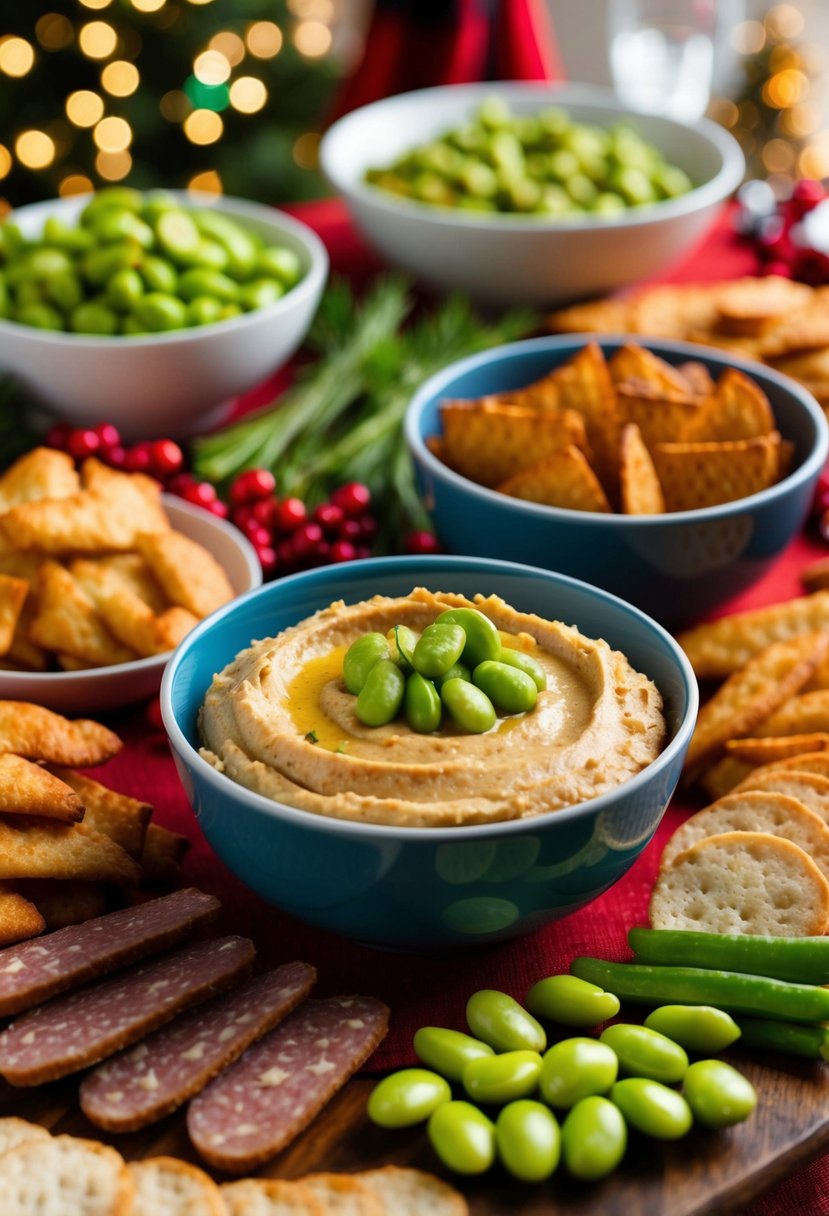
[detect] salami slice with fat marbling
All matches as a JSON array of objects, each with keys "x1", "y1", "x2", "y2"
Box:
[
  {"x1": 0, "y1": 888, "x2": 220, "y2": 1017},
  {"x1": 187, "y1": 994, "x2": 389, "y2": 1173},
  {"x1": 0, "y1": 935, "x2": 254, "y2": 1086},
  {"x1": 80, "y1": 961, "x2": 317, "y2": 1132}
]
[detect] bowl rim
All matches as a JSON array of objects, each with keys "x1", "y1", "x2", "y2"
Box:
[
  {"x1": 161, "y1": 553, "x2": 699, "y2": 842},
  {"x1": 0, "y1": 190, "x2": 329, "y2": 348},
  {"x1": 404, "y1": 333, "x2": 829, "y2": 525},
  {"x1": 0, "y1": 494, "x2": 262, "y2": 689},
  {"x1": 320, "y1": 80, "x2": 745, "y2": 233}
]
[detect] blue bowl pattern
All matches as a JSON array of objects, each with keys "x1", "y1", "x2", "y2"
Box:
[
  {"x1": 405, "y1": 337, "x2": 829, "y2": 625},
  {"x1": 162, "y1": 556, "x2": 697, "y2": 951}
]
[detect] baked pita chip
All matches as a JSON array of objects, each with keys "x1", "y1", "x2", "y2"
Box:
[
  {"x1": 652, "y1": 433, "x2": 780, "y2": 513},
  {"x1": 498, "y1": 445, "x2": 612, "y2": 512},
  {"x1": 135, "y1": 530, "x2": 234, "y2": 618},
  {"x1": 154, "y1": 606, "x2": 200, "y2": 651},
  {"x1": 676, "y1": 361, "x2": 715, "y2": 398},
  {"x1": 723, "y1": 733, "x2": 829, "y2": 763},
  {"x1": 439, "y1": 402, "x2": 588, "y2": 488},
  {"x1": 0, "y1": 884, "x2": 44, "y2": 946},
  {"x1": 758, "y1": 312, "x2": 829, "y2": 358},
  {"x1": 616, "y1": 382, "x2": 701, "y2": 447},
  {"x1": 677, "y1": 591, "x2": 829, "y2": 677},
  {"x1": 0, "y1": 819, "x2": 140, "y2": 885},
  {"x1": 549, "y1": 343, "x2": 620, "y2": 499},
  {"x1": 767, "y1": 346, "x2": 829, "y2": 383},
  {"x1": 680, "y1": 368, "x2": 775, "y2": 443},
  {"x1": 0, "y1": 574, "x2": 28, "y2": 657},
  {"x1": 29, "y1": 561, "x2": 136, "y2": 667},
  {"x1": 71, "y1": 560, "x2": 173, "y2": 658},
  {"x1": 546, "y1": 296, "x2": 633, "y2": 334},
  {"x1": 14, "y1": 879, "x2": 108, "y2": 931},
  {"x1": 141, "y1": 822, "x2": 190, "y2": 887},
  {"x1": 620, "y1": 423, "x2": 665, "y2": 515},
  {"x1": 609, "y1": 343, "x2": 693, "y2": 395},
  {"x1": 4, "y1": 594, "x2": 49, "y2": 672},
  {"x1": 0, "y1": 448, "x2": 80, "y2": 512},
  {"x1": 629, "y1": 283, "x2": 725, "y2": 339},
  {"x1": 0, "y1": 701, "x2": 121, "y2": 766},
  {"x1": 715, "y1": 275, "x2": 814, "y2": 337},
  {"x1": 53, "y1": 770, "x2": 151, "y2": 860},
  {"x1": 74, "y1": 553, "x2": 167, "y2": 614},
  {"x1": 755, "y1": 689, "x2": 829, "y2": 739},
  {"x1": 0, "y1": 755, "x2": 83, "y2": 822}
]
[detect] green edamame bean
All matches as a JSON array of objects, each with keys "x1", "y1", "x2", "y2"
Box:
[
  {"x1": 105, "y1": 268, "x2": 144, "y2": 312},
  {"x1": 427, "y1": 1101, "x2": 495, "y2": 1175},
  {"x1": 42, "y1": 216, "x2": 94, "y2": 252},
  {"x1": 179, "y1": 238, "x2": 229, "y2": 271},
  {"x1": 258, "y1": 245, "x2": 302, "y2": 286},
  {"x1": 644, "y1": 1005, "x2": 741, "y2": 1054},
  {"x1": 367, "y1": 1068, "x2": 451, "y2": 1128},
  {"x1": 610, "y1": 1078, "x2": 693, "y2": 1140},
  {"x1": 70, "y1": 300, "x2": 119, "y2": 335},
  {"x1": 539, "y1": 1037, "x2": 617, "y2": 1108},
  {"x1": 177, "y1": 268, "x2": 239, "y2": 304},
  {"x1": 355, "y1": 658, "x2": 406, "y2": 727},
  {"x1": 140, "y1": 255, "x2": 178, "y2": 294},
  {"x1": 26, "y1": 248, "x2": 73, "y2": 280},
  {"x1": 599, "y1": 1024, "x2": 688, "y2": 1084},
  {"x1": 239, "y1": 278, "x2": 284, "y2": 311},
  {"x1": 14, "y1": 280, "x2": 45, "y2": 307},
  {"x1": 81, "y1": 186, "x2": 143, "y2": 221},
  {"x1": 46, "y1": 269, "x2": 84, "y2": 313},
  {"x1": 413, "y1": 622, "x2": 466, "y2": 679},
  {"x1": 218, "y1": 302, "x2": 242, "y2": 321},
  {"x1": 526, "y1": 974, "x2": 620, "y2": 1028},
  {"x1": 404, "y1": 672, "x2": 442, "y2": 734},
  {"x1": 495, "y1": 1100, "x2": 560, "y2": 1182},
  {"x1": 496, "y1": 647, "x2": 547, "y2": 690},
  {"x1": 132, "y1": 292, "x2": 189, "y2": 333},
  {"x1": 472, "y1": 660, "x2": 537, "y2": 714},
  {"x1": 681, "y1": 1059, "x2": 757, "y2": 1129},
  {"x1": 140, "y1": 191, "x2": 177, "y2": 223},
  {"x1": 466, "y1": 989, "x2": 546, "y2": 1054},
  {"x1": 16, "y1": 302, "x2": 63, "y2": 331},
  {"x1": 187, "y1": 295, "x2": 223, "y2": 326},
  {"x1": 561, "y1": 1096, "x2": 626, "y2": 1180},
  {"x1": 194, "y1": 209, "x2": 259, "y2": 277},
  {"x1": 155, "y1": 208, "x2": 201, "y2": 259},
  {"x1": 122, "y1": 315, "x2": 148, "y2": 335},
  {"x1": 343, "y1": 632, "x2": 389, "y2": 695},
  {"x1": 82, "y1": 242, "x2": 140, "y2": 287},
  {"x1": 92, "y1": 208, "x2": 154, "y2": 249},
  {"x1": 441, "y1": 678, "x2": 496, "y2": 734},
  {"x1": 463, "y1": 1050, "x2": 542, "y2": 1105},
  {"x1": 388, "y1": 624, "x2": 418, "y2": 669},
  {"x1": 435, "y1": 607, "x2": 500, "y2": 667},
  {"x1": 436, "y1": 661, "x2": 470, "y2": 688},
  {"x1": 413, "y1": 1027, "x2": 494, "y2": 1081}
]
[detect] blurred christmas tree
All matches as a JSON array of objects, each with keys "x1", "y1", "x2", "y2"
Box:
[{"x1": 0, "y1": 0, "x2": 341, "y2": 210}]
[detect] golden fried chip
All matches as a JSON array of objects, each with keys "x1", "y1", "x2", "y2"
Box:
[
  {"x1": 549, "y1": 343, "x2": 620, "y2": 499},
  {"x1": 723, "y1": 733, "x2": 829, "y2": 763},
  {"x1": 498, "y1": 445, "x2": 612, "y2": 513},
  {"x1": 546, "y1": 297, "x2": 633, "y2": 334},
  {"x1": 141, "y1": 823, "x2": 189, "y2": 887},
  {"x1": 609, "y1": 344, "x2": 693, "y2": 395},
  {"x1": 756, "y1": 751, "x2": 829, "y2": 780},
  {"x1": 683, "y1": 328, "x2": 766, "y2": 359},
  {"x1": 0, "y1": 702, "x2": 121, "y2": 766},
  {"x1": 678, "y1": 592, "x2": 829, "y2": 677},
  {"x1": 14, "y1": 879, "x2": 108, "y2": 931},
  {"x1": 0, "y1": 884, "x2": 44, "y2": 946},
  {"x1": 135, "y1": 530, "x2": 234, "y2": 619},
  {"x1": 29, "y1": 561, "x2": 137, "y2": 667},
  {"x1": 5, "y1": 601, "x2": 49, "y2": 673},
  {"x1": 758, "y1": 314, "x2": 829, "y2": 358},
  {"x1": 684, "y1": 631, "x2": 829, "y2": 779},
  {"x1": 154, "y1": 606, "x2": 200, "y2": 651},
  {"x1": 53, "y1": 770, "x2": 151, "y2": 860},
  {"x1": 651, "y1": 433, "x2": 780, "y2": 513},
  {"x1": 768, "y1": 347, "x2": 829, "y2": 383},
  {"x1": 680, "y1": 368, "x2": 775, "y2": 443},
  {"x1": 756, "y1": 689, "x2": 829, "y2": 738},
  {"x1": 676, "y1": 361, "x2": 715, "y2": 398},
  {"x1": 0, "y1": 448, "x2": 80, "y2": 512},
  {"x1": 629, "y1": 283, "x2": 725, "y2": 339},
  {"x1": 74, "y1": 553, "x2": 167, "y2": 614},
  {"x1": 616, "y1": 382, "x2": 701, "y2": 447},
  {"x1": 0, "y1": 755, "x2": 83, "y2": 822},
  {"x1": 70, "y1": 560, "x2": 171, "y2": 658},
  {"x1": 438, "y1": 403, "x2": 588, "y2": 488},
  {"x1": 0, "y1": 574, "x2": 28, "y2": 657},
  {"x1": 715, "y1": 275, "x2": 813, "y2": 336},
  {"x1": 620, "y1": 423, "x2": 665, "y2": 515},
  {"x1": 0, "y1": 819, "x2": 140, "y2": 885}
]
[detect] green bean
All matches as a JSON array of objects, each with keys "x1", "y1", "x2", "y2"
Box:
[
  {"x1": 388, "y1": 624, "x2": 418, "y2": 670},
  {"x1": 441, "y1": 678, "x2": 496, "y2": 734},
  {"x1": 42, "y1": 216, "x2": 94, "y2": 252},
  {"x1": 132, "y1": 292, "x2": 188, "y2": 333},
  {"x1": 355, "y1": 658, "x2": 406, "y2": 727},
  {"x1": 404, "y1": 672, "x2": 442, "y2": 734},
  {"x1": 681, "y1": 1060, "x2": 756, "y2": 1129},
  {"x1": 258, "y1": 245, "x2": 302, "y2": 286},
  {"x1": 367, "y1": 1068, "x2": 451, "y2": 1127},
  {"x1": 496, "y1": 647, "x2": 547, "y2": 690},
  {"x1": 539, "y1": 1037, "x2": 617, "y2": 1108},
  {"x1": 428, "y1": 1101, "x2": 495, "y2": 1175},
  {"x1": 525, "y1": 974, "x2": 619, "y2": 1027},
  {"x1": 734, "y1": 1016, "x2": 829, "y2": 1062},
  {"x1": 628, "y1": 926, "x2": 829, "y2": 985},
  {"x1": 82, "y1": 242, "x2": 141, "y2": 287},
  {"x1": 16, "y1": 302, "x2": 63, "y2": 331},
  {"x1": 140, "y1": 255, "x2": 178, "y2": 294},
  {"x1": 194, "y1": 209, "x2": 259, "y2": 277},
  {"x1": 495, "y1": 1101, "x2": 560, "y2": 1182},
  {"x1": 435, "y1": 607, "x2": 500, "y2": 667},
  {"x1": 599, "y1": 1024, "x2": 688, "y2": 1083},
  {"x1": 178, "y1": 268, "x2": 238, "y2": 304},
  {"x1": 26, "y1": 248, "x2": 73, "y2": 280},
  {"x1": 436, "y1": 661, "x2": 470, "y2": 688},
  {"x1": 188, "y1": 295, "x2": 223, "y2": 327},
  {"x1": 466, "y1": 989, "x2": 546, "y2": 1053},
  {"x1": 414, "y1": 1026, "x2": 494, "y2": 1081},
  {"x1": 570, "y1": 957, "x2": 829, "y2": 1023},
  {"x1": 610, "y1": 1078, "x2": 693, "y2": 1140},
  {"x1": 155, "y1": 208, "x2": 200, "y2": 259},
  {"x1": 46, "y1": 270, "x2": 84, "y2": 313},
  {"x1": 644, "y1": 1005, "x2": 741, "y2": 1054},
  {"x1": 105, "y1": 268, "x2": 144, "y2": 312},
  {"x1": 413, "y1": 622, "x2": 466, "y2": 679},
  {"x1": 91, "y1": 208, "x2": 154, "y2": 249},
  {"x1": 472, "y1": 660, "x2": 537, "y2": 714},
  {"x1": 343, "y1": 632, "x2": 389, "y2": 695},
  {"x1": 561, "y1": 1096, "x2": 626, "y2": 1180},
  {"x1": 462, "y1": 1050, "x2": 542, "y2": 1105},
  {"x1": 180, "y1": 238, "x2": 229, "y2": 271},
  {"x1": 239, "y1": 278, "x2": 284, "y2": 311},
  {"x1": 70, "y1": 300, "x2": 119, "y2": 335}
]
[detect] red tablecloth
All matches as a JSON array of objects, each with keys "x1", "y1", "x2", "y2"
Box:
[{"x1": 92, "y1": 201, "x2": 829, "y2": 1215}]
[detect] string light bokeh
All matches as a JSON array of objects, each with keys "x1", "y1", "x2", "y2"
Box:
[{"x1": 0, "y1": 0, "x2": 341, "y2": 213}]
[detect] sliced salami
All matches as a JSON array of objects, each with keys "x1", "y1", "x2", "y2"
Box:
[
  {"x1": 187, "y1": 994, "x2": 389, "y2": 1173},
  {"x1": 0, "y1": 935, "x2": 254, "y2": 1086},
  {"x1": 80, "y1": 961, "x2": 317, "y2": 1132},
  {"x1": 0, "y1": 888, "x2": 220, "y2": 1017}
]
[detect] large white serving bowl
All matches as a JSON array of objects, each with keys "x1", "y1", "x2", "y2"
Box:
[
  {"x1": 0, "y1": 495, "x2": 261, "y2": 714},
  {"x1": 320, "y1": 82, "x2": 744, "y2": 306},
  {"x1": 0, "y1": 191, "x2": 328, "y2": 438}
]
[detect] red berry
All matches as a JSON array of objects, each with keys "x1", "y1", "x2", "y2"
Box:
[
  {"x1": 291, "y1": 521, "x2": 323, "y2": 557},
  {"x1": 93, "y1": 422, "x2": 121, "y2": 452},
  {"x1": 167, "y1": 472, "x2": 197, "y2": 496},
  {"x1": 338, "y1": 518, "x2": 362, "y2": 543},
  {"x1": 105, "y1": 445, "x2": 126, "y2": 468},
  {"x1": 124, "y1": 442, "x2": 153, "y2": 473},
  {"x1": 67, "y1": 428, "x2": 101, "y2": 461},
  {"x1": 331, "y1": 481, "x2": 371, "y2": 517},
  {"x1": 405, "y1": 530, "x2": 441, "y2": 554},
  {"x1": 274, "y1": 497, "x2": 307, "y2": 533},
  {"x1": 150, "y1": 438, "x2": 184, "y2": 477},
  {"x1": 311, "y1": 539, "x2": 331, "y2": 564},
  {"x1": 329, "y1": 539, "x2": 356, "y2": 563},
  {"x1": 230, "y1": 467, "x2": 276, "y2": 505},
  {"x1": 251, "y1": 499, "x2": 275, "y2": 527},
  {"x1": 793, "y1": 178, "x2": 826, "y2": 204},
  {"x1": 45, "y1": 422, "x2": 72, "y2": 450},
  {"x1": 206, "y1": 499, "x2": 229, "y2": 519},
  {"x1": 243, "y1": 521, "x2": 271, "y2": 549},
  {"x1": 232, "y1": 505, "x2": 256, "y2": 530},
  {"x1": 314, "y1": 502, "x2": 344, "y2": 533},
  {"x1": 358, "y1": 514, "x2": 378, "y2": 540},
  {"x1": 355, "y1": 545, "x2": 372, "y2": 559},
  {"x1": 277, "y1": 537, "x2": 297, "y2": 568},
  {"x1": 182, "y1": 481, "x2": 218, "y2": 508}
]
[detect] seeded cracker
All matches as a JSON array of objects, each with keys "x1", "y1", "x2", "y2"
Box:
[
  {"x1": 0, "y1": 1134, "x2": 133, "y2": 1216},
  {"x1": 498, "y1": 445, "x2": 612, "y2": 512},
  {"x1": 439, "y1": 402, "x2": 588, "y2": 487},
  {"x1": 128, "y1": 1157, "x2": 226, "y2": 1216},
  {"x1": 221, "y1": 1177, "x2": 325, "y2": 1215},
  {"x1": 620, "y1": 423, "x2": 665, "y2": 515}
]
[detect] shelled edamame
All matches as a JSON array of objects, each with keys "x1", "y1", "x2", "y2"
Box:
[
  {"x1": 0, "y1": 188, "x2": 304, "y2": 335},
  {"x1": 341, "y1": 607, "x2": 546, "y2": 734},
  {"x1": 364, "y1": 97, "x2": 694, "y2": 218}
]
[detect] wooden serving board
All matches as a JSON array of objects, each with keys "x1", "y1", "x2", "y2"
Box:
[{"x1": 3, "y1": 1047, "x2": 828, "y2": 1214}]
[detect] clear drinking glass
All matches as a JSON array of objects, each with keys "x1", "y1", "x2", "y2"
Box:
[{"x1": 608, "y1": 0, "x2": 719, "y2": 121}]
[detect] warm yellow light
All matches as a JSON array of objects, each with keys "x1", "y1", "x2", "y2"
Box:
[
  {"x1": 784, "y1": 101, "x2": 819, "y2": 138},
  {"x1": 289, "y1": 0, "x2": 334, "y2": 18},
  {"x1": 229, "y1": 77, "x2": 267, "y2": 114},
  {"x1": 761, "y1": 138, "x2": 795, "y2": 173},
  {"x1": 186, "y1": 0, "x2": 215, "y2": 6},
  {"x1": 183, "y1": 109, "x2": 223, "y2": 145},
  {"x1": 96, "y1": 149, "x2": 132, "y2": 181},
  {"x1": 15, "y1": 130, "x2": 56, "y2": 170},
  {"x1": 188, "y1": 169, "x2": 223, "y2": 193},
  {"x1": 209, "y1": 32, "x2": 245, "y2": 66},
  {"x1": 798, "y1": 137, "x2": 829, "y2": 180},
  {"x1": 766, "y1": 4, "x2": 805, "y2": 41},
  {"x1": 59, "y1": 173, "x2": 94, "y2": 196},
  {"x1": 0, "y1": 37, "x2": 35, "y2": 77},
  {"x1": 36, "y1": 13, "x2": 75, "y2": 50},
  {"x1": 0, "y1": 200, "x2": 11, "y2": 220},
  {"x1": 131, "y1": 0, "x2": 166, "y2": 10},
  {"x1": 764, "y1": 68, "x2": 808, "y2": 109},
  {"x1": 160, "y1": 90, "x2": 191, "y2": 122},
  {"x1": 101, "y1": 60, "x2": 140, "y2": 96},
  {"x1": 246, "y1": 21, "x2": 283, "y2": 58},
  {"x1": 707, "y1": 98, "x2": 739, "y2": 130},
  {"x1": 94, "y1": 116, "x2": 132, "y2": 153},
  {"x1": 730, "y1": 20, "x2": 765, "y2": 54},
  {"x1": 292, "y1": 131, "x2": 320, "y2": 169},
  {"x1": 80, "y1": 0, "x2": 112, "y2": 9},
  {"x1": 193, "y1": 50, "x2": 230, "y2": 85},
  {"x1": 293, "y1": 20, "x2": 332, "y2": 57},
  {"x1": 66, "y1": 89, "x2": 105, "y2": 127},
  {"x1": 0, "y1": 146, "x2": 11, "y2": 181},
  {"x1": 79, "y1": 21, "x2": 118, "y2": 59}
]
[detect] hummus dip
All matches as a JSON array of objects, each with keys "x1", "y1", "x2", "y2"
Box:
[{"x1": 199, "y1": 588, "x2": 666, "y2": 828}]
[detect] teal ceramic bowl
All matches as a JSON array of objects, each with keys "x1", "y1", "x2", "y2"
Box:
[
  {"x1": 405, "y1": 336, "x2": 829, "y2": 625},
  {"x1": 161, "y1": 557, "x2": 697, "y2": 952}
]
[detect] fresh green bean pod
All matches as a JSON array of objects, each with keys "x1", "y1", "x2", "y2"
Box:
[
  {"x1": 629, "y1": 926, "x2": 829, "y2": 985},
  {"x1": 734, "y1": 1016, "x2": 829, "y2": 1062}
]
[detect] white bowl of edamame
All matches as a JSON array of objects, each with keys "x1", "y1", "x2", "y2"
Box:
[
  {"x1": 320, "y1": 82, "x2": 744, "y2": 307},
  {"x1": 0, "y1": 190, "x2": 328, "y2": 438}
]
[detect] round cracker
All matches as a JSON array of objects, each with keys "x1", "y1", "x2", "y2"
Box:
[
  {"x1": 0, "y1": 1117, "x2": 51, "y2": 1157},
  {"x1": 221, "y1": 1178, "x2": 325, "y2": 1216},
  {"x1": 0, "y1": 1134, "x2": 132, "y2": 1216},
  {"x1": 733, "y1": 769, "x2": 829, "y2": 822},
  {"x1": 128, "y1": 1157, "x2": 225, "y2": 1216},
  {"x1": 650, "y1": 830, "x2": 829, "y2": 936},
  {"x1": 661, "y1": 790, "x2": 829, "y2": 879},
  {"x1": 360, "y1": 1166, "x2": 468, "y2": 1216}
]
